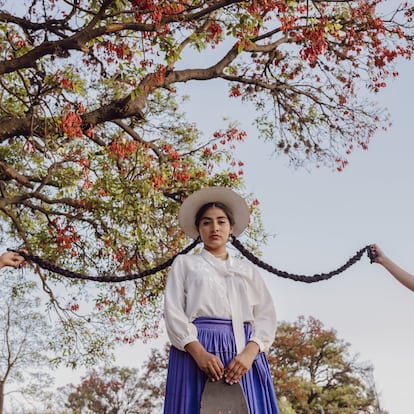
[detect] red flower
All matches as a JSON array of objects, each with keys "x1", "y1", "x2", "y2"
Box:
[
  {"x1": 61, "y1": 77, "x2": 73, "y2": 90},
  {"x1": 61, "y1": 111, "x2": 83, "y2": 138}
]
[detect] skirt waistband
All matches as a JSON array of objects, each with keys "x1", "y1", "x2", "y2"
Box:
[
  {"x1": 194, "y1": 317, "x2": 231, "y2": 325},
  {"x1": 193, "y1": 317, "x2": 250, "y2": 329}
]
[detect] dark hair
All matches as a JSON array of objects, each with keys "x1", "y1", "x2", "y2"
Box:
[{"x1": 194, "y1": 202, "x2": 235, "y2": 230}]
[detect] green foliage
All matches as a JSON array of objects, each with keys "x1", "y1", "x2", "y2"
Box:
[{"x1": 278, "y1": 397, "x2": 298, "y2": 414}]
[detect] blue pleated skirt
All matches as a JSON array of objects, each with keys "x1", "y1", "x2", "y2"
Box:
[{"x1": 163, "y1": 317, "x2": 279, "y2": 414}]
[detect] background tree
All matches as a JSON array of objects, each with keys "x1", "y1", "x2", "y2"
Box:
[
  {"x1": 268, "y1": 316, "x2": 388, "y2": 414},
  {"x1": 61, "y1": 367, "x2": 143, "y2": 414},
  {"x1": 57, "y1": 351, "x2": 168, "y2": 414},
  {"x1": 0, "y1": 0, "x2": 412, "y2": 366},
  {"x1": 134, "y1": 344, "x2": 169, "y2": 412},
  {"x1": 0, "y1": 273, "x2": 54, "y2": 414}
]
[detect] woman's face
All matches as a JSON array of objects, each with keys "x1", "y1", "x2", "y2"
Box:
[{"x1": 197, "y1": 206, "x2": 234, "y2": 252}]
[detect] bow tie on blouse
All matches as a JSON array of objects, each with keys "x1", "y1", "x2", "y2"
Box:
[{"x1": 201, "y1": 250, "x2": 248, "y2": 355}]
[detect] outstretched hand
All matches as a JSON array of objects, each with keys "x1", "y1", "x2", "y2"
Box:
[
  {"x1": 369, "y1": 244, "x2": 384, "y2": 264},
  {"x1": 0, "y1": 251, "x2": 26, "y2": 269}
]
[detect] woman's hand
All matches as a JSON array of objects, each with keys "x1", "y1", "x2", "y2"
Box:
[
  {"x1": 0, "y1": 251, "x2": 26, "y2": 269},
  {"x1": 224, "y1": 341, "x2": 260, "y2": 385},
  {"x1": 370, "y1": 243, "x2": 414, "y2": 292},
  {"x1": 370, "y1": 244, "x2": 386, "y2": 264},
  {"x1": 185, "y1": 341, "x2": 224, "y2": 382}
]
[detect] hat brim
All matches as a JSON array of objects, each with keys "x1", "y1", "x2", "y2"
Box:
[{"x1": 178, "y1": 187, "x2": 250, "y2": 239}]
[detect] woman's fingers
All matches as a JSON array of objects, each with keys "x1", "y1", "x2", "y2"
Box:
[
  {"x1": 207, "y1": 358, "x2": 224, "y2": 381},
  {"x1": 224, "y1": 358, "x2": 248, "y2": 384},
  {"x1": 199, "y1": 353, "x2": 224, "y2": 381}
]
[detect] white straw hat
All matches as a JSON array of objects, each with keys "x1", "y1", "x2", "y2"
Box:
[{"x1": 178, "y1": 187, "x2": 250, "y2": 239}]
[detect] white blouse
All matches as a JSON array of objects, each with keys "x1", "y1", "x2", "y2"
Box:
[{"x1": 164, "y1": 248, "x2": 277, "y2": 354}]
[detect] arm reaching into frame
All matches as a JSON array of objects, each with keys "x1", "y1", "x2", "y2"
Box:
[{"x1": 370, "y1": 244, "x2": 414, "y2": 292}]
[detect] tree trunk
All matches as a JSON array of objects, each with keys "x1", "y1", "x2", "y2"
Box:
[{"x1": 0, "y1": 379, "x2": 4, "y2": 414}]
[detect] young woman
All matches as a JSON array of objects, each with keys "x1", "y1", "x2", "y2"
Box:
[
  {"x1": 163, "y1": 187, "x2": 279, "y2": 414},
  {"x1": 370, "y1": 243, "x2": 414, "y2": 292},
  {"x1": 0, "y1": 251, "x2": 25, "y2": 270}
]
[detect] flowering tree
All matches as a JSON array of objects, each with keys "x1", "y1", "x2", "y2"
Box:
[
  {"x1": 268, "y1": 316, "x2": 386, "y2": 414},
  {"x1": 57, "y1": 348, "x2": 169, "y2": 414},
  {"x1": 58, "y1": 366, "x2": 157, "y2": 414},
  {"x1": 0, "y1": 0, "x2": 412, "y2": 366}
]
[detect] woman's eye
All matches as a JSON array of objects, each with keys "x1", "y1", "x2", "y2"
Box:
[{"x1": 200, "y1": 219, "x2": 227, "y2": 225}]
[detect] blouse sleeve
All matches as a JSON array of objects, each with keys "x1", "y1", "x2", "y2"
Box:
[
  {"x1": 164, "y1": 255, "x2": 198, "y2": 351},
  {"x1": 248, "y1": 266, "x2": 277, "y2": 352}
]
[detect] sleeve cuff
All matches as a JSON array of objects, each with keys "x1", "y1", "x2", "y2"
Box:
[
  {"x1": 248, "y1": 337, "x2": 267, "y2": 353},
  {"x1": 178, "y1": 335, "x2": 199, "y2": 352}
]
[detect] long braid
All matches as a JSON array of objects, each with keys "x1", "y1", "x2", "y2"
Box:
[
  {"x1": 9, "y1": 238, "x2": 374, "y2": 283},
  {"x1": 230, "y1": 236, "x2": 374, "y2": 283},
  {"x1": 7, "y1": 238, "x2": 200, "y2": 283}
]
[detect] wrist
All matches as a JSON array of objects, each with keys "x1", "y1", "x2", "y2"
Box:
[
  {"x1": 377, "y1": 255, "x2": 392, "y2": 267},
  {"x1": 243, "y1": 341, "x2": 260, "y2": 356},
  {"x1": 184, "y1": 341, "x2": 205, "y2": 357}
]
